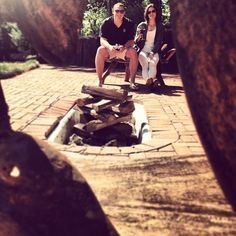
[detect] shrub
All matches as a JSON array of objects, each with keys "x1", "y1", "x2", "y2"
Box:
[{"x1": 0, "y1": 59, "x2": 40, "y2": 79}]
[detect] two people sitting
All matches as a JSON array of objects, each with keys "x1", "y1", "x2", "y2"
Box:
[
  {"x1": 95, "y1": 3, "x2": 163, "y2": 90},
  {"x1": 135, "y1": 3, "x2": 163, "y2": 87}
]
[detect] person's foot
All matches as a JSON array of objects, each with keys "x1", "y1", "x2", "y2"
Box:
[
  {"x1": 99, "y1": 78, "x2": 104, "y2": 87},
  {"x1": 146, "y1": 78, "x2": 154, "y2": 86},
  {"x1": 129, "y1": 83, "x2": 138, "y2": 91},
  {"x1": 124, "y1": 78, "x2": 130, "y2": 82}
]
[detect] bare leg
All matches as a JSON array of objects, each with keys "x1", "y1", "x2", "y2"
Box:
[
  {"x1": 126, "y1": 48, "x2": 138, "y2": 85},
  {"x1": 95, "y1": 46, "x2": 109, "y2": 86},
  {"x1": 124, "y1": 63, "x2": 130, "y2": 82}
]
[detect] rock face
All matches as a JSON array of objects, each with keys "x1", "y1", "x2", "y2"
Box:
[
  {"x1": 0, "y1": 0, "x2": 87, "y2": 65},
  {"x1": 170, "y1": 1, "x2": 236, "y2": 209},
  {"x1": 0, "y1": 131, "x2": 118, "y2": 236}
]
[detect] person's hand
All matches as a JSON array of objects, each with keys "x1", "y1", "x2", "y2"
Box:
[
  {"x1": 148, "y1": 52, "x2": 154, "y2": 60},
  {"x1": 111, "y1": 44, "x2": 121, "y2": 52},
  {"x1": 108, "y1": 45, "x2": 117, "y2": 52},
  {"x1": 118, "y1": 45, "x2": 126, "y2": 52},
  {"x1": 138, "y1": 33, "x2": 144, "y2": 41},
  {"x1": 135, "y1": 33, "x2": 143, "y2": 42}
]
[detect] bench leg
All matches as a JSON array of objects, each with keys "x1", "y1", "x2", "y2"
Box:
[
  {"x1": 102, "y1": 60, "x2": 130, "y2": 83},
  {"x1": 156, "y1": 62, "x2": 165, "y2": 86},
  {"x1": 102, "y1": 61, "x2": 117, "y2": 83}
]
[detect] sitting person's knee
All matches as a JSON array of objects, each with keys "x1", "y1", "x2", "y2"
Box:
[
  {"x1": 96, "y1": 46, "x2": 109, "y2": 60},
  {"x1": 96, "y1": 46, "x2": 107, "y2": 55},
  {"x1": 126, "y1": 47, "x2": 138, "y2": 59}
]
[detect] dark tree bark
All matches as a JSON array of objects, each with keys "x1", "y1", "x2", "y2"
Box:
[
  {"x1": 106, "y1": 0, "x2": 112, "y2": 16},
  {"x1": 0, "y1": 131, "x2": 119, "y2": 236},
  {"x1": 170, "y1": 0, "x2": 236, "y2": 209},
  {"x1": 150, "y1": 0, "x2": 162, "y2": 19},
  {"x1": 0, "y1": 0, "x2": 87, "y2": 66},
  {"x1": 0, "y1": 83, "x2": 11, "y2": 132}
]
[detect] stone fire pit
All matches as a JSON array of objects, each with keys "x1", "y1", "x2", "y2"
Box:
[{"x1": 48, "y1": 86, "x2": 151, "y2": 147}]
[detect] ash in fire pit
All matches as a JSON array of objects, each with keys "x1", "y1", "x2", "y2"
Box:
[{"x1": 48, "y1": 85, "x2": 151, "y2": 147}]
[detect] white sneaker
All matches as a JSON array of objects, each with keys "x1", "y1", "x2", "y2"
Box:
[{"x1": 129, "y1": 83, "x2": 138, "y2": 91}]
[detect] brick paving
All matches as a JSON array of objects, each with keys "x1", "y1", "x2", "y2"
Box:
[
  {"x1": 2, "y1": 64, "x2": 206, "y2": 158},
  {"x1": 4, "y1": 64, "x2": 233, "y2": 235}
]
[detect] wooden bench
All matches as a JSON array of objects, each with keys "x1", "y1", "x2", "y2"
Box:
[
  {"x1": 102, "y1": 58, "x2": 130, "y2": 82},
  {"x1": 102, "y1": 44, "x2": 176, "y2": 86},
  {"x1": 156, "y1": 44, "x2": 177, "y2": 86}
]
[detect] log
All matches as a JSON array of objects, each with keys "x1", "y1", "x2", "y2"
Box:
[
  {"x1": 76, "y1": 106, "x2": 116, "y2": 123},
  {"x1": 111, "y1": 101, "x2": 135, "y2": 115},
  {"x1": 126, "y1": 95, "x2": 133, "y2": 101},
  {"x1": 111, "y1": 123, "x2": 133, "y2": 137},
  {"x1": 82, "y1": 85, "x2": 128, "y2": 102},
  {"x1": 84, "y1": 114, "x2": 132, "y2": 132},
  {"x1": 92, "y1": 99, "x2": 121, "y2": 112},
  {"x1": 73, "y1": 123, "x2": 91, "y2": 138},
  {"x1": 76, "y1": 96, "x2": 101, "y2": 107},
  {"x1": 74, "y1": 105, "x2": 96, "y2": 117},
  {"x1": 79, "y1": 113, "x2": 94, "y2": 124},
  {"x1": 94, "y1": 113, "x2": 117, "y2": 123}
]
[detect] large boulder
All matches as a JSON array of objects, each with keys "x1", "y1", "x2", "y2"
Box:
[{"x1": 170, "y1": 0, "x2": 236, "y2": 209}]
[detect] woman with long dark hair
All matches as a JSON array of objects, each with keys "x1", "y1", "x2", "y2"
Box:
[{"x1": 134, "y1": 3, "x2": 163, "y2": 86}]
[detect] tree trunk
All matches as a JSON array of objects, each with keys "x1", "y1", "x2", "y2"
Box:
[
  {"x1": 150, "y1": 0, "x2": 162, "y2": 20},
  {"x1": 170, "y1": 0, "x2": 236, "y2": 210},
  {"x1": 0, "y1": 131, "x2": 119, "y2": 235},
  {"x1": 0, "y1": 0, "x2": 87, "y2": 66},
  {"x1": 106, "y1": 0, "x2": 112, "y2": 16},
  {"x1": 0, "y1": 83, "x2": 11, "y2": 131}
]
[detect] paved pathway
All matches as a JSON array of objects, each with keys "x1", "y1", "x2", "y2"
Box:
[
  {"x1": 2, "y1": 65, "x2": 236, "y2": 236},
  {"x1": 2, "y1": 65, "x2": 203, "y2": 157}
]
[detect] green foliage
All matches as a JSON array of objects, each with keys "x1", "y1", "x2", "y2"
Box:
[
  {"x1": 161, "y1": 0, "x2": 170, "y2": 26},
  {"x1": 0, "y1": 59, "x2": 39, "y2": 79},
  {"x1": 0, "y1": 22, "x2": 33, "y2": 61},
  {"x1": 81, "y1": 2, "x2": 108, "y2": 37},
  {"x1": 123, "y1": 0, "x2": 146, "y2": 24},
  {"x1": 4, "y1": 23, "x2": 22, "y2": 48},
  {"x1": 80, "y1": 0, "x2": 171, "y2": 37},
  {"x1": 0, "y1": 22, "x2": 26, "y2": 51}
]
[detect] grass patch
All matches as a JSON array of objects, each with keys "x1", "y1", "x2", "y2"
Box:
[{"x1": 0, "y1": 59, "x2": 40, "y2": 79}]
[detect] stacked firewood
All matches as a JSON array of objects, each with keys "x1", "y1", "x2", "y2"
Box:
[{"x1": 69, "y1": 85, "x2": 138, "y2": 146}]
